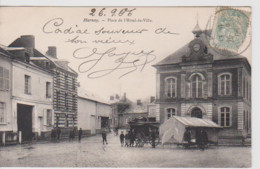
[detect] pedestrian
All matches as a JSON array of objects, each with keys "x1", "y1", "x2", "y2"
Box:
[
  {"x1": 102, "y1": 129, "x2": 108, "y2": 144},
  {"x1": 201, "y1": 129, "x2": 208, "y2": 149},
  {"x1": 51, "y1": 128, "x2": 56, "y2": 141},
  {"x1": 69, "y1": 129, "x2": 75, "y2": 141},
  {"x1": 125, "y1": 132, "x2": 130, "y2": 147},
  {"x1": 129, "y1": 130, "x2": 135, "y2": 147},
  {"x1": 120, "y1": 131, "x2": 125, "y2": 147},
  {"x1": 151, "y1": 129, "x2": 156, "y2": 148},
  {"x1": 195, "y1": 129, "x2": 203, "y2": 150},
  {"x1": 56, "y1": 127, "x2": 61, "y2": 140},
  {"x1": 183, "y1": 128, "x2": 191, "y2": 148},
  {"x1": 78, "y1": 128, "x2": 83, "y2": 142}
]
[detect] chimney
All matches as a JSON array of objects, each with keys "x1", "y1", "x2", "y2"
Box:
[
  {"x1": 150, "y1": 96, "x2": 155, "y2": 103},
  {"x1": 20, "y1": 35, "x2": 35, "y2": 57},
  {"x1": 137, "y1": 99, "x2": 142, "y2": 106},
  {"x1": 20, "y1": 35, "x2": 35, "y2": 48},
  {"x1": 46, "y1": 46, "x2": 57, "y2": 58}
]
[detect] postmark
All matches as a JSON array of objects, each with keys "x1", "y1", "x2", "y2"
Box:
[{"x1": 205, "y1": 7, "x2": 251, "y2": 56}]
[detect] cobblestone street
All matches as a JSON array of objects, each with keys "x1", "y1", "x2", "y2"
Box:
[{"x1": 0, "y1": 133, "x2": 251, "y2": 168}]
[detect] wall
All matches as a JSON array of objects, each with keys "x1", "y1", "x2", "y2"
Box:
[
  {"x1": 77, "y1": 97, "x2": 96, "y2": 134},
  {"x1": 0, "y1": 55, "x2": 12, "y2": 132},
  {"x1": 96, "y1": 103, "x2": 112, "y2": 130},
  {"x1": 12, "y1": 60, "x2": 53, "y2": 136}
]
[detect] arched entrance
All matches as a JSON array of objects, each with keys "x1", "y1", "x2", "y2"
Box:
[{"x1": 191, "y1": 107, "x2": 203, "y2": 118}]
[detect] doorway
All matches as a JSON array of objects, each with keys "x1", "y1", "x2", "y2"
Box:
[
  {"x1": 17, "y1": 104, "x2": 33, "y2": 141},
  {"x1": 191, "y1": 107, "x2": 203, "y2": 118}
]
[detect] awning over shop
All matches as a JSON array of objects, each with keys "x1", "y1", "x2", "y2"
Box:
[
  {"x1": 160, "y1": 116, "x2": 221, "y2": 145},
  {"x1": 173, "y1": 116, "x2": 221, "y2": 128}
]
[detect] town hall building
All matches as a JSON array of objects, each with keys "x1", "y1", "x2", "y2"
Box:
[{"x1": 153, "y1": 24, "x2": 251, "y2": 139}]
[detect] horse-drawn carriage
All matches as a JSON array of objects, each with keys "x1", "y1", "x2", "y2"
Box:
[{"x1": 128, "y1": 117, "x2": 161, "y2": 147}]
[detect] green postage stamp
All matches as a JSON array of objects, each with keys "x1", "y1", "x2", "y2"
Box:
[{"x1": 210, "y1": 7, "x2": 251, "y2": 52}]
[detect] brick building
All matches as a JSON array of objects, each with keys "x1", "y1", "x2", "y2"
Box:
[{"x1": 153, "y1": 24, "x2": 251, "y2": 139}]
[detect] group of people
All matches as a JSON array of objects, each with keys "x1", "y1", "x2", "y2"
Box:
[
  {"x1": 51, "y1": 127, "x2": 83, "y2": 142},
  {"x1": 119, "y1": 130, "x2": 136, "y2": 147},
  {"x1": 51, "y1": 127, "x2": 61, "y2": 141},
  {"x1": 183, "y1": 128, "x2": 208, "y2": 150}
]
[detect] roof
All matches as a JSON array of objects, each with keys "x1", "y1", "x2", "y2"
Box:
[
  {"x1": 8, "y1": 36, "x2": 77, "y2": 75},
  {"x1": 34, "y1": 48, "x2": 78, "y2": 75},
  {"x1": 173, "y1": 116, "x2": 221, "y2": 128},
  {"x1": 154, "y1": 30, "x2": 248, "y2": 66},
  {"x1": 0, "y1": 45, "x2": 13, "y2": 57},
  {"x1": 77, "y1": 87, "x2": 110, "y2": 105}
]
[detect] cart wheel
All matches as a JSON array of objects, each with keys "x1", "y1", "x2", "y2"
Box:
[
  {"x1": 148, "y1": 136, "x2": 161, "y2": 147},
  {"x1": 135, "y1": 138, "x2": 145, "y2": 147},
  {"x1": 135, "y1": 132, "x2": 146, "y2": 147}
]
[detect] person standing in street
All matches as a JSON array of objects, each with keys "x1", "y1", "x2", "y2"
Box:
[
  {"x1": 102, "y1": 129, "x2": 108, "y2": 144},
  {"x1": 56, "y1": 127, "x2": 61, "y2": 140},
  {"x1": 120, "y1": 131, "x2": 125, "y2": 147},
  {"x1": 78, "y1": 128, "x2": 83, "y2": 142},
  {"x1": 129, "y1": 130, "x2": 135, "y2": 147},
  {"x1": 151, "y1": 129, "x2": 156, "y2": 148},
  {"x1": 195, "y1": 129, "x2": 203, "y2": 150},
  {"x1": 201, "y1": 129, "x2": 208, "y2": 149},
  {"x1": 69, "y1": 129, "x2": 75, "y2": 141},
  {"x1": 125, "y1": 132, "x2": 130, "y2": 147},
  {"x1": 183, "y1": 128, "x2": 191, "y2": 148},
  {"x1": 51, "y1": 128, "x2": 56, "y2": 142}
]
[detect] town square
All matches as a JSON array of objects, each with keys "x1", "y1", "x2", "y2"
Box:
[{"x1": 0, "y1": 7, "x2": 252, "y2": 167}]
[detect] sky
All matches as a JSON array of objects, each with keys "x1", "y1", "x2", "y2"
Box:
[{"x1": 0, "y1": 7, "x2": 251, "y2": 102}]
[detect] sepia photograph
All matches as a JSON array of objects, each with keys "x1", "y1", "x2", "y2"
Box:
[{"x1": 0, "y1": 6, "x2": 251, "y2": 167}]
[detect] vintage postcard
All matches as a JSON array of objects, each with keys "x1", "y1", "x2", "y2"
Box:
[{"x1": 0, "y1": 6, "x2": 251, "y2": 167}]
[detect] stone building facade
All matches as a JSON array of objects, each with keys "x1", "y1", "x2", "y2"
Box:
[
  {"x1": 0, "y1": 47, "x2": 13, "y2": 144},
  {"x1": 0, "y1": 42, "x2": 53, "y2": 143},
  {"x1": 8, "y1": 35, "x2": 78, "y2": 134},
  {"x1": 77, "y1": 88, "x2": 112, "y2": 135},
  {"x1": 153, "y1": 24, "x2": 251, "y2": 139}
]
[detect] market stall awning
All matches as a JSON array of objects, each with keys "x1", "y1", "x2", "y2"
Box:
[{"x1": 174, "y1": 116, "x2": 221, "y2": 128}]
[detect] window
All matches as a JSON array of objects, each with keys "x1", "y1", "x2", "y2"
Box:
[
  {"x1": 243, "y1": 77, "x2": 246, "y2": 97},
  {"x1": 56, "y1": 72, "x2": 60, "y2": 86},
  {"x1": 191, "y1": 75, "x2": 202, "y2": 98},
  {"x1": 0, "y1": 102, "x2": 5, "y2": 123},
  {"x1": 56, "y1": 91, "x2": 60, "y2": 109},
  {"x1": 167, "y1": 108, "x2": 176, "y2": 119},
  {"x1": 219, "y1": 107, "x2": 231, "y2": 127},
  {"x1": 218, "y1": 73, "x2": 232, "y2": 96},
  {"x1": 246, "y1": 81, "x2": 249, "y2": 100},
  {"x1": 24, "y1": 75, "x2": 31, "y2": 94},
  {"x1": 46, "y1": 82, "x2": 51, "y2": 98},
  {"x1": 65, "y1": 114, "x2": 69, "y2": 127},
  {"x1": 0, "y1": 67, "x2": 9, "y2": 91},
  {"x1": 72, "y1": 77, "x2": 76, "y2": 90},
  {"x1": 72, "y1": 94, "x2": 77, "y2": 111},
  {"x1": 165, "y1": 77, "x2": 177, "y2": 98},
  {"x1": 46, "y1": 109, "x2": 52, "y2": 126},
  {"x1": 65, "y1": 75, "x2": 68, "y2": 90},
  {"x1": 65, "y1": 93, "x2": 68, "y2": 110}
]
